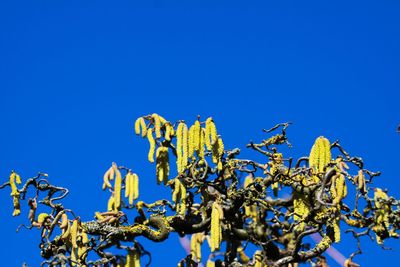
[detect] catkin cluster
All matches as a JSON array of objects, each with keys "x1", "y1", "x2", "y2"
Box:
[
  {"x1": 205, "y1": 118, "x2": 225, "y2": 170},
  {"x1": 294, "y1": 137, "x2": 333, "y2": 223},
  {"x1": 103, "y1": 163, "x2": 139, "y2": 210},
  {"x1": 134, "y1": 113, "x2": 168, "y2": 163},
  {"x1": 48, "y1": 213, "x2": 89, "y2": 267},
  {"x1": 188, "y1": 119, "x2": 205, "y2": 160},
  {"x1": 135, "y1": 115, "x2": 225, "y2": 179},
  {"x1": 125, "y1": 171, "x2": 139, "y2": 205},
  {"x1": 71, "y1": 219, "x2": 90, "y2": 266}
]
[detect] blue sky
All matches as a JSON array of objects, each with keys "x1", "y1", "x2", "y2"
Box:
[{"x1": 0, "y1": 1, "x2": 399, "y2": 266}]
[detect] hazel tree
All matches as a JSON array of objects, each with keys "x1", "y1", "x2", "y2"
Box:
[{"x1": 1, "y1": 113, "x2": 399, "y2": 267}]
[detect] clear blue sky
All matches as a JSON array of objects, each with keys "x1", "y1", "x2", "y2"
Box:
[{"x1": 0, "y1": 1, "x2": 399, "y2": 266}]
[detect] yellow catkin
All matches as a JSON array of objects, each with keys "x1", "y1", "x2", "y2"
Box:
[
  {"x1": 211, "y1": 141, "x2": 219, "y2": 164},
  {"x1": 331, "y1": 173, "x2": 347, "y2": 205},
  {"x1": 125, "y1": 173, "x2": 131, "y2": 198},
  {"x1": 71, "y1": 246, "x2": 78, "y2": 266},
  {"x1": 134, "y1": 117, "x2": 147, "y2": 138},
  {"x1": 164, "y1": 153, "x2": 170, "y2": 185},
  {"x1": 211, "y1": 136, "x2": 224, "y2": 170},
  {"x1": 374, "y1": 188, "x2": 389, "y2": 209},
  {"x1": 78, "y1": 230, "x2": 89, "y2": 264},
  {"x1": 188, "y1": 125, "x2": 195, "y2": 158},
  {"x1": 61, "y1": 221, "x2": 71, "y2": 240},
  {"x1": 190, "y1": 233, "x2": 204, "y2": 262},
  {"x1": 178, "y1": 180, "x2": 187, "y2": 215},
  {"x1": 107, "y1": 195, "x2": 115, "y2": 211},
  {"x1": 176, "y1": 122, "x2": 188, "y2": 173},
  {"x1": 197, "y1": 233, "x2": 204, "y2": 261},
  {"x1": 158, "y1": 160, "x2": 164, "y2": 185},
  {"x1": 176, "y1": 122, "x2": 184, "y2": 173},
  {"x1": 193, "y1": 120, "x2": 201, "y2": 153},
  {"x1": 125, "y1": 250, "x2": 131, "y2": 267},
  {"x1": 205, "y1": 117, "x2": 217, "y2": 150},
  {"x1": 182, "y1": 123, "x2": 189, "y2": 171},
  {"x1": 156, "y1": 147, "x2": 164, "y2": 184},
  {"x1": 330, "y1": 175, "x2": 337, "y2": 200},
  {"x1": 103, "y1": 166, "x2": 114, "y2": 190},
  {"x1": 147, "y1": 128, "x2": 156, "y2": 163},
  {"x1": 210, "y1": 202, "x2": 223, "y2": 252},
  {"x1": 71, "y1": 219, "x2": 79, "y2": 249},
  {"x1": 9, "y1": 172, "x2": 21, "y2": 217},
  {"x1": 190, "y1": 234, "x2": 198, "y2": 261},
  {"x1": 217, "y1": 136, "x2": 224, "y2": 156},
  {"x1": 152, "y1": 113, "x2": 162, "y2": 139},
  {"x1": 217, "y1": 137, "x2": 224, "y2": 170},
  {"x1": 198, "y1": 128, "x2": 206, "y2": 159},
  {"x1": 356, "y1": 170, "x2": 366, "y2": 194},
  {"x1": 134, "y1": 117, "x2": 141, "y2": 135},
  {"x1": 128, "y1": 173, "x2": 134, "y2": 205},
  {"x1": 60, "y1": 213, "x2": 69, "y2": 229},
  {"x1": 172, "y1": 179, "x2": 186, "y2": 215},
  {"x1": 12, "y1": 196, "x2": 21, "y2": 216},
  {"x1": 309, "y1": 136, "x2": 331, "y2": 174},
  {"x1": 333, "y1": 219, "x2": 341, "y2": 242},
  {"x1": 156, "y1": 146, "x2": 170, "y2": 185},
  {"x1": 134, "y1": 250, "x2": 140, "y2": 267},
  {"x1": 320, "y1": 137, "x2": 331, "y2": 173},
  {"x1": 9, "y1": 171, "x2": 21, "y2": 196},
  {"x1": 130, "y1": 173, "x2": 139, "y2": 204},
  {"x1": 165, "y1": 122, "x2": 174, "y2": 141},
  {"x1": 113, "y1": 163, "x2": 122, "y2": 211}
]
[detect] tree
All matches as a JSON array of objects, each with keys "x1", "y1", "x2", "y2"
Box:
[{"x1": 1, "y1": 113, "x2": 399, "y2": 267}]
